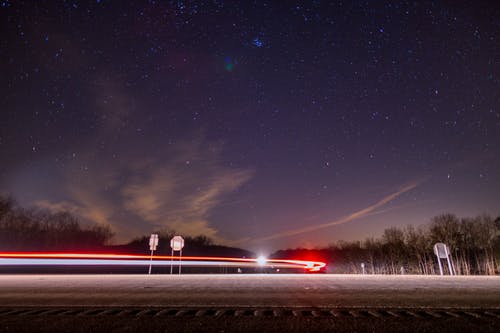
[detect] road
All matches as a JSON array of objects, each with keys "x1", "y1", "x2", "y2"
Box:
[
  {"x1": 0, "y1": 274, "x2": 499, "y2": 307},
  {"x1": 0, "y1": 274, "x2": 499, "y2": 333}
]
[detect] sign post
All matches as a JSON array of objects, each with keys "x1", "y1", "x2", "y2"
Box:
[
  {"x1": 148, "y1": 234, "x2": 159, "y2": 275},
  {"x1": 433, "y1": 242, "x2": 454, "y2": 276},
  {"x1": 170, "y1": 235, "x2": 184, "y2": 275}
]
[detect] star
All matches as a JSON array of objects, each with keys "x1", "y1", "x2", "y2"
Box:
[{"x1": 252, "y1": 38, "x2": 264, "y2": 48}]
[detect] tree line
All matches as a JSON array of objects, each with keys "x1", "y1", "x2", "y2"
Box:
[
  {"x1": 273, "y1": 214, "x2": 500, "y2": 275},
  {"x1": 1, "y1": 194, "x2": 499, "y2": 275},
  {"x1": 0, "y1": 196, "x2": 114, "y2": 251}
]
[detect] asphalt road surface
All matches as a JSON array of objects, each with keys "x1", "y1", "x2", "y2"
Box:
[{"x1": 0, "y1": 274, "x2": 499, "y2": 332}]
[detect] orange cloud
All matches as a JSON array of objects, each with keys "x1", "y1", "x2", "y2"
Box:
[{"x1": 35, "y1": 137, "x2": 253, "y2": 243}]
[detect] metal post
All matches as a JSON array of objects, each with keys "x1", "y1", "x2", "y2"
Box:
[
  {"x1": 148, "y1": 249, "x2": 154, "y2": 275},
  {"x1": 437, "y1": 258, "x2": 444, "y2": 276},
  {"x1": 179, "y1": 249, "x2": 182, "y2": 275},
  {"x1": 170, "y1": 248, "x2": 174, "y2": 274}
]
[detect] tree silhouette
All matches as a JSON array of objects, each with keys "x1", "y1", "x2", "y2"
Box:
[{"x1": 0, "y1": 195, "x2": 114, "y2": 251}]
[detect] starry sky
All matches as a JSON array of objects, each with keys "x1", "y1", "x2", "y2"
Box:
[{"x1": 1, "y1": 1, "x2": 499, "y2": 252}]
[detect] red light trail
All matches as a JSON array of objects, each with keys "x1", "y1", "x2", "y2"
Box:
[{"x1": 0, "y1": 252, "x2": 326, "y2": 272}]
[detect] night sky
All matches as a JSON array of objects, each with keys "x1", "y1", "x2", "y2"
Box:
[{"x1": 1, "y1": 1, "x2": 498, "y2": 252}]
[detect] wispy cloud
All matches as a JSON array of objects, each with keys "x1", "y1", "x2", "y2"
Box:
[
  {"x1": 33, "y1": 137, "x2": 253, "y2": 243},
  {"x1": 237, "y1": 180, "x2": 424, "y2": 244},
  {"x1": 35, "y1": 186, "x2": 116, "y2": 228},
  {"x1": 121, "y1": 151, "x2": 252, "y2": 241}
]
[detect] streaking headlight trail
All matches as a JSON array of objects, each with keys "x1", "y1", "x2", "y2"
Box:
[{"x1": 0, "y1": 252, "x2": 326, "y2": 272}]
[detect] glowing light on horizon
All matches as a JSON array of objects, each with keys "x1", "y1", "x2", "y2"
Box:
[{"x1": 256, "y1": 255, "x2": 267, "y2": 266}]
